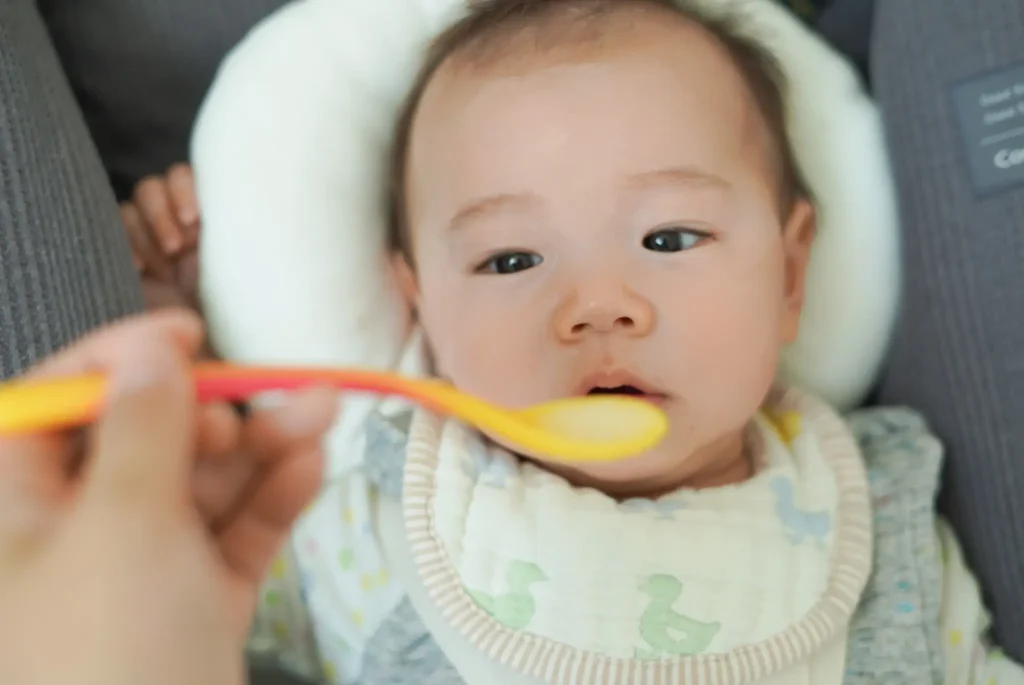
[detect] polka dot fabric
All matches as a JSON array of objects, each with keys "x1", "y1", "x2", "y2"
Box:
[{"x1": 250, "y1": 472, "x2": 403, "y2": 683}]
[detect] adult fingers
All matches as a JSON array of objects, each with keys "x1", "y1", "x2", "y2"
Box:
[
  {"x1": 191, "y1": 389, "x2": 337, "y2": 528},
  {"x1": 215, "y1": 443, "x2": 324, "y2": 584},
  {"x1": 214, "y1": 388, "x2": 337, "y2": 583},
  {"x1": 191, "y1": 403, "x2": 248, "y2": 523},
  {"x1": 0, "y1": 311, "x2": 203, "y2": 513},
  {"x1": 212, "y1": 387, "x2": 337, "y2": 525},
  {"x1": 0, "y1": 432, "x2": 75, "y2": 544},
  {"x1": 81, "y1": 332, "x2": 196, "y2": 517},
  {"x1": 195, "y1": 402, "x2": 242, "y2": 460},
  {"x1": 238, "y1": 387, "x2": 339, "y2": 459},
  {"x1": 192, "y1": 454, "x2": 253, "y2": 524}
]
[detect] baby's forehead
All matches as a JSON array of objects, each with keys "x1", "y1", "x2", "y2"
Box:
[
  {"x1": 431, "y1": 4, "x2": 746, "y2": 94},
  {"x1": 409, "y1": 8, "x2": 772, "y2": 178}
]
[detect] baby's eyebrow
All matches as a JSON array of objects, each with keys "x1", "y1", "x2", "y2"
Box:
[
  {"x1": 448, "y1": 191, "x2": 540, "y2": 232},
  {"x1": 625, "y1": 166, "x2": 731, "y2": 190},
  {"x1": 446, "y1": 166, "x2": 726, "y2": 231}
]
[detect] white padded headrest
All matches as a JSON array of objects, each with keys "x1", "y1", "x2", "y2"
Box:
[{"x1": 192, "y1": 0, "x2": 900, "y2": 443}]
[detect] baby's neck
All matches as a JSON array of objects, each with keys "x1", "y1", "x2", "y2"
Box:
[{"x1": 538, "y1": 427, "x2": 754, "y2": 500}]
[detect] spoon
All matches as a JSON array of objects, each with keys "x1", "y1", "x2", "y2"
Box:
[{"x1": 0, "y1": 362, "x2": 668, "y2": 463}]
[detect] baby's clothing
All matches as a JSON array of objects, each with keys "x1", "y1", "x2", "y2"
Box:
[{"x1": 249, "y1": 388, "x2": 1024, "y2": 684}]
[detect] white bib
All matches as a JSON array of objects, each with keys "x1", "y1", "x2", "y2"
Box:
[{"x1": 400, "y1": 388, "x2": 873, "y2": 685}]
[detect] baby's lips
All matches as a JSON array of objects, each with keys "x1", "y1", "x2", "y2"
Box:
[{"x1": 574, "y1": 367, "x2": 666, "y2": 397}]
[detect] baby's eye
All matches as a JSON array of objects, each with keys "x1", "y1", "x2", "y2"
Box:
[
  {"x1": 477, "y1": 251, "x2": 543, "y2": 275},
  {"x1": 642, "y1": 228, "x2": 709, "y2": 253}
]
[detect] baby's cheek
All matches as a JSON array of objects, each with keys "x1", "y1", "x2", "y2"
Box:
[
  {"x1": 421, "y1": 308, "x2": 534, "y2": 401},
  {"x1": 669, "y1": 289, "x2": 782, "y2": 411},
  {"x1": 447, "y1": 344, "x2": 539, "y2": 407}
]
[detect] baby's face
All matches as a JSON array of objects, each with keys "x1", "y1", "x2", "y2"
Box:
[{"x1": 400, "y1": 14, "x2": 814, "y2": 494}]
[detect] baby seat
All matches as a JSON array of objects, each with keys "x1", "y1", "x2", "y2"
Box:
[{"x1": 190, "y1": 0, "x2": 900, "y2": 478}]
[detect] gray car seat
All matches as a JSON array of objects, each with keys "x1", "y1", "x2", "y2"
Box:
[{"x1": 861, "y1": 0, "x2": 1024, "y2": 658}]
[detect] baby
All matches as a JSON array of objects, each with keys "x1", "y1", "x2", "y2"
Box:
[{"x1": 248, "y1": 1, "x2": 1024, "y2": 683}]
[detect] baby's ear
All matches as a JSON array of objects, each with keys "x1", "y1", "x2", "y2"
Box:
[
  {"x1": 781, "y1": 199, "x2": 816, "y2": 343},
  {"x1": 391, "y1": 251, "x2": 419, "y2": 310}
]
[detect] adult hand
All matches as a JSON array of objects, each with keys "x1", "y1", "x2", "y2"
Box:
[{"x1": 0, "y1": 311, "x2": 338, "y2": 685}]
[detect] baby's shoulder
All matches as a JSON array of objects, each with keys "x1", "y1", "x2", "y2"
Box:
[
  {"x1": 362, "y1": 408, "x2": 414, "y2": 497},
  {"x1": 843, "y1": 405, "x2": 944, "y2": 494},
  {"x1": 845, "y1": 405, "x2": 936, "y2": 451},
  {"x1": 843, "y1": 407, "x2": 948, "y2": 685}
]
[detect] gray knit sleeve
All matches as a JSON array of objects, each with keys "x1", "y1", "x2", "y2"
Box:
[{"x1": 0, "y1": 0, "x2": 143, "y2": 379}]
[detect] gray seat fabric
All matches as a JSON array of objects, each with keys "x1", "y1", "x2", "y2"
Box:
[
  {"x1": 815, "y1": 0, "x2": 1024, "y2": 661},
  {"x1": 0, "y1": 0, "x2": 143, "y2": 375},
  {"x1": 813, "y1": 0, "x2": 873, "y2": 83},
  {"x1": 38, "y1": 0, "x2": 292, "y2": 200},
  {"x1": 867, "y1": 0, "x2": 1024, "y2": 660}
]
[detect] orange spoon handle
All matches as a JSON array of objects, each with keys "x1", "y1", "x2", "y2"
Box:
[{"x1": 0, "y1": 362, "x2": 449, "y2": 436}]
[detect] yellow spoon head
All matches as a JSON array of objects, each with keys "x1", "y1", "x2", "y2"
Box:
[{"x1": 510, "y1": 395, "x2": 669, "y2": 463}]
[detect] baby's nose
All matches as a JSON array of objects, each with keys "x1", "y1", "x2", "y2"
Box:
[{"x1": 553, "y1": 285, "x2": 655, "y2": 342}]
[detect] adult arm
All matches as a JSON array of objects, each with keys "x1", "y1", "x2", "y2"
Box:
[{"x1": 0, "y1": 0, "x2": 143, "y2": 380}]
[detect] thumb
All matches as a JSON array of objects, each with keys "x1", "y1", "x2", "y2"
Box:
[{"x1": 82, "y1": 340, "x2": 195, "y2": 514}]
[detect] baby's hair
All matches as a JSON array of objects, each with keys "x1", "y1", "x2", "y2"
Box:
[{"x1": 386, "y1": 0, "x2": 811, "y2": 257}]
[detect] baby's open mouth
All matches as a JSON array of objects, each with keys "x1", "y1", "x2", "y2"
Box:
[
  {"x1": 579, "y1": 374, "x2": 669, "y2": 405},
  {"x1": 586, "y1": 385, "x2": 645, "y2": 396}
]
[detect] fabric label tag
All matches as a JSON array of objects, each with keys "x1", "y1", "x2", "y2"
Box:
[{"x1": 951, "y1": 62, "x2": 1024, "y2": 195}]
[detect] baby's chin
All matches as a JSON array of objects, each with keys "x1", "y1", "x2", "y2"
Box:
[
  {"x1": 535, "y1": 448, "x2": 698, "y2": 499},
  {"x1": 480, "y1": 424, "x2": 753, "y2": 499},
  {"x1": 481, "y1": 428, "x2": 700, "y2": 499}
]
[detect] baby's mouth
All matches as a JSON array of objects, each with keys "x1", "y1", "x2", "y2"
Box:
[
  {"x1": 578, "y1": 372, "x2": 670, "y2": 406},
  {"x1": 585, "y1": 385, "x2": 668, "y2": 406},
  {"x1": 586, "y1": 385, "x2": 645, "y2": 396}
]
